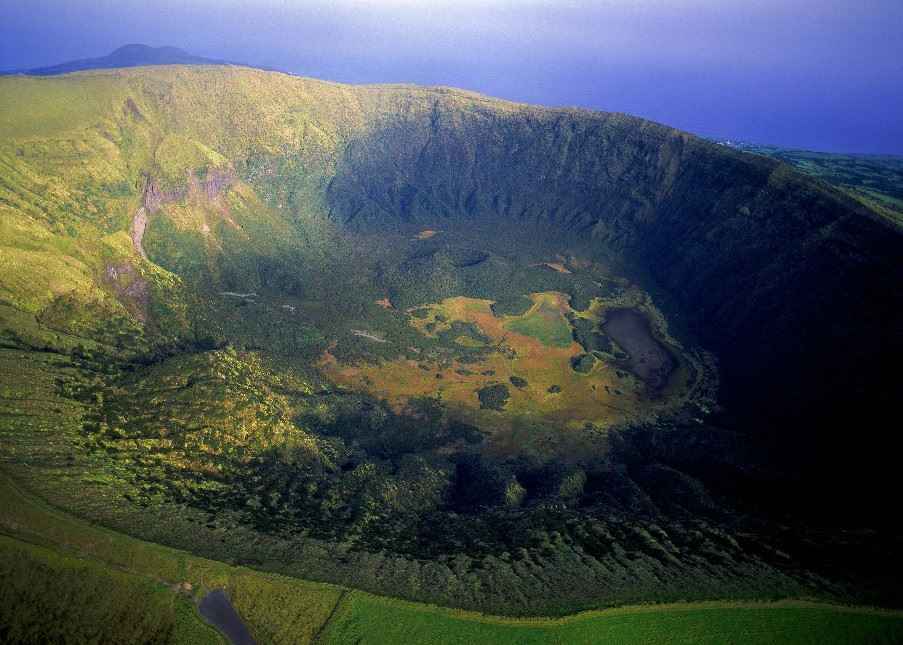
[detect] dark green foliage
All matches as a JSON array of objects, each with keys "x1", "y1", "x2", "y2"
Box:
[
  {"x1": 2, "y1": 347, "x2": 899, "y2": 617},
  {"x1": 547, "y1": 384, "x2": 562, "y2": 394},
  {"x1": 491, "y1": 296, "x2": 533, "y2": 317},
  {"x1": 36, "y1": 293, "x2": 145, "y2": 350},
  {"x1": 509, "y1": 375, "x2": 528, "y2": 389},
  {"x1": 1, "y1": 67, "x2": 902, "y2": 619},
  {"x1": 571, "y1": 353, "x2": 595, "y2": 374},
  {"x1": 436, "y1": 321, "x2": 492, "y2": 347},
  {"x1": 476, "y1": 384, "x2": 510, "y2": 410},
  {"x1": 301, "y1": 394, "x2": 483, "y2": 460},
  {"x1": 571, "y1": 317, "x2": 613, "y2": 354},
  {"x1": 145, "y1": 216, "x2": 210, "y2": 279},
  {"x1": 384, "y1": 250, "x2": 464, "y2": 308},
  {"x1": 446, "y1": 453, "x2": 507, "y2": 511},
  {"x1": 99, "y1": 180, "x2": 133, "y2": 198}
]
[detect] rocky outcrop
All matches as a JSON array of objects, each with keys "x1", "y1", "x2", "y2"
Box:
[
  {"x1": 325, "y1": 98, "x2": 903, "y2": 525},
  {"x1": 142, "y1": 179, "x2": 186, "y2": 214},
  {"x1": 133, "y1": 166, "x2": 237, "y2": 257},
  {"x1": 193, "y1": 165, "x2": 237, "y2": 203},
  {"x1": 141, "y1": 165, "x2": 235, "y2": 215},
  {"x1": 103, "y1": 262, "x2": 149, "y2": 322}
]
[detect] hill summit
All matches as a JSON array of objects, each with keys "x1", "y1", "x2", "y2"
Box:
[{"x1": 2, "y1": 44, "x2": 233, "y2": 76}]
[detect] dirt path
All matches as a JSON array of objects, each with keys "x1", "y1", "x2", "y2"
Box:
[
  {"x1": 132, "y1": 207, "x2": 148, "y2": 259},
  {"x1": 352, "y1": 329, "x2": 388, "y2": 342}
]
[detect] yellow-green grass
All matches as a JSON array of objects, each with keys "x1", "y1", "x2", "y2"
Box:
[
  {"x1": 503, "y1": 292, "x2": 574, "y2": 348},
  {"x1": 0, "y1": 66, "x2": 535, "y2": 182},
  {"x1": 0, "y1": 65, "x2": 897, "y2": 642},
  {"x1": 0, "y1": 210, "x2": 101, "y2": 313},
  {"x1": 454, "y1": 334, "x2": 487, "y2": 347},
  {"x1": 2, "y1": 471, "x2": 902, "y2": 644},
  {"x1": 325, "y1": 292, "x2": 691, "y2": 458},
  {"x1": 321, "y1": 592, "x2": 903, "y2": 645},
  {"x1": 153, "y1": 133, "x2": 230, "y2": 189}
]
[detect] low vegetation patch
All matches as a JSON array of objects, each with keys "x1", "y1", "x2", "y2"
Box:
[
  {"x1": 322, "y1": 593, "x2": 903, "y2": 645},
  {"x1": 503, "y1": 293, "x2": 574, "y2": 348},
  {"x1": 324, "y1": 288, "x2": 700, "y2": 460}
]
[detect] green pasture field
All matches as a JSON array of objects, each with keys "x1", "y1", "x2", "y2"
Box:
[
  {"x1": 321, "y1": 592, "x2": 903, "y2": 645},
  {"x1": 502, "y1": 292, "x2": 574, "y2": 349},
  {"x1": 718, "y1": 141, "x2": 903, "y2": 219}
]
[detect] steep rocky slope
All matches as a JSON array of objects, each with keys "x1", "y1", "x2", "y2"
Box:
[{"x1": 325, "y1": 91, "x2": 903, "y2": 522}]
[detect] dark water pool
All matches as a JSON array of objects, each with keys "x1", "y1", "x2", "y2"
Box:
[
  {"x1": 198, "y1": 588, "x2": 257, "y2": 645},
  {"x1": 601, "y1": 308, "x2": 677, "y2": 393}
]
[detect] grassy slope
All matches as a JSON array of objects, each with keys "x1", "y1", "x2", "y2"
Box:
[
  {"x1": 0, "y1": 534, "x2": 222, "y2": 645},
  {"x1": 2, "y1": 471, "x2": 902, "y2": 644},
  {"x1": 0, "y1": 472, "x2": 343, "y2": 644},
  {"x1": 323, "y1": 593, "x2": 903, "y2": 645},
  {"x1": 0, "y1": 66, "x2": 450, "y2": 358}
]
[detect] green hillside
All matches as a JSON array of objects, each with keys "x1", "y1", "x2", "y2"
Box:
[
  {"x1": 0, "y1": 535, "x2": 223, "y2": 645},
  {"x1": 0, "y1": 64, "x2": 901, "y2": 635},
  {"x1": 2, "y1": 472, "x2": 901, "y2": 644},
  {"x1": 717, "y1": 141, "x2": 903, "y2": 217}
]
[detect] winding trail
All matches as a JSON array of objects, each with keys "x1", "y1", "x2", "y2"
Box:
[
  {"x1": 132, "y1": 207, "x2": 148, "y2": 259},
  {"x1": 352, "y1": 329, "x2": 389, "y2": 343}
]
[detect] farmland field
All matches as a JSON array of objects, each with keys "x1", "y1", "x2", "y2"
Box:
[
  {"x1": 716, "y1": 141, "x2": 903, "y2": 219},
  {"x1": 322, "y1": 593, "x2": 903, "y2": 645}
]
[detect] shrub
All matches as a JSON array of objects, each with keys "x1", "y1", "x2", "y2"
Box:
[
  {"x1": 476, "y1": 384, "x2": 510, "y2": 410},
  {"x1": 509, "y1": 375, "x2": 528, "y2": 389}
]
